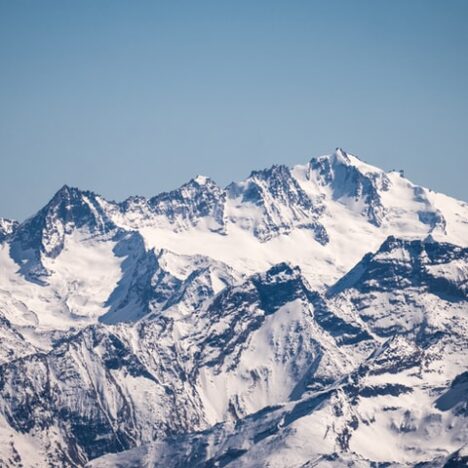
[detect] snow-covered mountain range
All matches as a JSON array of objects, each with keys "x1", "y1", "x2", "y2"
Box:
[{"x1": 0, "y1": 149, "x2": 466, "y2": 467}]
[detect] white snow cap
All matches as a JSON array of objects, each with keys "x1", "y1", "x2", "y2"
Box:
[
  {"x1": 333, "y1": 147, "x2": 351, "y2": 162},
  {"x1": 194, "y1": 175, "x2": 209, "y2": 185}
]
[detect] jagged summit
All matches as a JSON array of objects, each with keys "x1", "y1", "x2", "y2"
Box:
[
  {"x1": 246, "y1": 163, "x2": 291, "y2": 180},
  {"x1": 48, "y1": 184, "x2": 99, "y2": 208},
  {"x1": 332, "y1": 146, "x2": 351, "y2": 162},
  {"x1": 0, "y1": 217, "x2": 18, "y2": 242},
  {"x1": 192, "y1": 174, "x2": 211, "y2": 185},
  {"x1": 55, "y1": 182, "x2": 72, "y2": 194},
  {"x1": 328, "y1": 235, "x2": 468, "y2": 300},
  {"x1": 7, "y1": 184, "x2": 116, "y2": 283},
  {"x1": 3, "y1": 149, "x2": 467, "y2": 288}
]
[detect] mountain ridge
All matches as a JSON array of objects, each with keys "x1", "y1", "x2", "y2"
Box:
[{"x1": 0, "y1": 149, "x2": 466, "y2": 467}]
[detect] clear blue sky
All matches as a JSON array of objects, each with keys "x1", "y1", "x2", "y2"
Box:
[{"x1": 1, "y1": 0, "x2": 467, "y2": 220}]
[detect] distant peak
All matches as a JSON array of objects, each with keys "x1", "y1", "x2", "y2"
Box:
[
  {"x1": 185, "y1": 175, "x2": 221, "y2": 190},
  {"x1": 248, "y1": 164, "x2": 290, "y2": 180},
  {"x1": 53, "y1": 184, "x2": 80, "y2": 199},
  {"x1": 310, "y1": 149, "x2": 350, "y2": 166},
  {"x1": 54, "y1": 184, "x2": 70, "y2": 196},
  {"x1": 0, "y1": 217, "x2": 17, "y2": 225},
  {"x1": 332, "y1": 147, "x2": 351, "y2": 165},
  {"x1": 47, "y1": 185, "x2": 90, "y2": 210},
  {"x1": 310, "y1": 149, "x2": 385, "y2": 179},
  {"x1": 193, "y1": 175, "x2": 210, "y2": 185},
  {"x1": 0, "y1": 218, "x2": 18, "y2": 240}
]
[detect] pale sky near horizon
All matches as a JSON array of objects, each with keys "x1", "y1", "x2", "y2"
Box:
[{"x1": 1, "y1": 0, "x2": 467, "y2": 220}]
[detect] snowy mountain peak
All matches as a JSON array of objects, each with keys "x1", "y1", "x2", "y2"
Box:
[
  {"x1": 192, "y1": 174, "x2": 210, "y2": 185},
  {"x1": 54, "y1": 183, "x2": 72, "y2": 196},
  {"x1": 225, "y1": 163, "x2": 328, "y2": 243},
  {"x1": 147, "y1": 175, "x2": 226, "y2": 233},
  {"x1": 43, "y1": 185, "x2": 113, "y2": 232},
  {"x1": 310, "y1": 148, "x2": 388, "y2": 181},
  {"x1": 0, "y1": 217, "x2": 18, "y2": 242},
  {"x1": 7, "y1": 186, "x2": 116, "y2": 283},
  {"x1": 333, "y1": 146, "x2": 351, "y2": 163},
  {"x1": 329, "y1": 235, "x2": 468, "y2": 301},
  {"x1": 254, "y1": 261, "x2": 302, "y2": 284},
  {"x1": 248, "y1": 163, "x2": 291, "y2": 181},
  {"x1": 306, "y1": 150, "x2": 390, "y2": 226}
]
